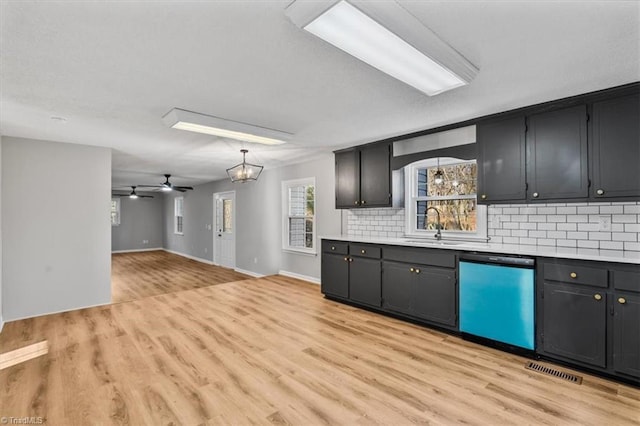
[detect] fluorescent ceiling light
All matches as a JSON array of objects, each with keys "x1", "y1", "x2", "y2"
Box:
[
  {"x1": 162, "y1": 108, "x2": 291, "y2": 145},
  {"x1": 285, "y1": 0, "x2": 478, "y2": 96}
]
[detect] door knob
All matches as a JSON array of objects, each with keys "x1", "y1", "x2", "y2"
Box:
[
  {"x1": 596, "y1": 189, "x2": 604, "y2": 196},
  {"x1": 218, "y1": 234, "x2": 222, "y2": 237},
  {"x1": 618, "y1": 297, "x2": 626, "y2": 304},
  {"x1": 594, "y1": 294, "x2": 602, "y2": 301},
  {"x1": 532, "y1": 192, "x2": 539, "y2": 198}
]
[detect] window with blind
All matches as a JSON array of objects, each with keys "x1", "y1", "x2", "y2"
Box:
[{"x1": 282, "y1": 177, "x2": 316, "y2": 254}]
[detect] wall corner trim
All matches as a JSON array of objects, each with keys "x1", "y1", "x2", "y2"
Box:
[{"x1": 278, "y1": 270, "x2": 321, "y2": 285}]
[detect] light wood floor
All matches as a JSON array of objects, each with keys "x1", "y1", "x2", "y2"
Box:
[
  {"x1": 1, "y1": 275, "x2": 639, "y2": 425},
  {"x1": 111, "y1": 250, "x2": 250, "y2": 303}
]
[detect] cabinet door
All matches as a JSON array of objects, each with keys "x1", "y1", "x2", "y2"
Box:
[
  {"x1": 412, "y1": 267, "x2": 457, "y2": 326},
  {"x1": 542, "y1": 282, "x2": 606, "y2": 367},
  {"x1": 360, "y1": 143, "x2": 391, "y2": 207},
  {"x1": 613, "y1": 293, "x2": 640, "y2": 379},
  {"x1": 349, "y1": 257, "x2": 382, "y2": 307},
  {"x1": 591, "y1": 93, "x2": 640, "y2": 199},
  {"x1": 477, "y1": 117, "x2": 527, "y2": 203},
  {"x1": 527, "y1": 105, "x2": 588, "y2": 200},
  {"x1": 321, "y1": 254, "x2": 349, "y2": 298},
  {"x1": 382, "y1": 261, "x2": 412, "y2": 315},
  {"x1": 335, "y1": 149, "x2": 360, "y2": 209}
]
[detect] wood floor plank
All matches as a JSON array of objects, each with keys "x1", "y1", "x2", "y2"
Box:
[{"x1": 1, "y1": 253, "x2": 639, "y2": 424}]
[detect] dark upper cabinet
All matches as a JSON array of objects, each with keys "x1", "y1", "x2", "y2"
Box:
[
  {"x1": 542, "y1": 282, "x2": 607, "y2": 368},
  {"x1": 335, "y1": 143, "x2": 391, "y2": 209},
  {"x1": 527, "y1": 105, "x2": 589, "y2": 201},
  {"x1": 335, "y1": 149, "x2": 360, "y2": 209},
  {"x1": 591, "y1": 93, "x2": 640, "y2": 199},
  {"x1": 477, "y1": 116, "x2": 527, "y2": 204}
]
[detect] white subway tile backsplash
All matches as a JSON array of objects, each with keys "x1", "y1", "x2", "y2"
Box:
[{"x1": 346, "y1": 202, "x2": 640, "y2": 252}]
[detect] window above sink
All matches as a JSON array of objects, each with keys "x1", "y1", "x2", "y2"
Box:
[{"x1": 404, "y1": 157, "x2": 488, "y2": 240}]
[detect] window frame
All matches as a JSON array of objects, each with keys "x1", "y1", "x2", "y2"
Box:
[
  {"x1": 282, "y1": 177, "x2": 316, "y2": 255},
  {"x1": 174, "y1": 196, "x2": 184, "y2": 235},
  {"x1": 404, "y1": 157, "x2": 487, "y2": 240},
  {"x1": 111, "y1": 198, "x2": 121, "y2": 226}
]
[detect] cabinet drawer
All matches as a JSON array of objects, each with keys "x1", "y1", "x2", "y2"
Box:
[
  {"x1": 322, "y1": 240, "x2": 348, "y2": 255},
  {"x1": 612, "y1": 270, "x2": 640, "y2": 294},
  {"x1": 350, "y1": 243, "x2": 381, "y2": 259},
  {"x1": 543, "y1": 263, "x2": 608, "y2": 288},
  {"x1": 383, "y1": 246, "x2": 456, "y2": 268}
]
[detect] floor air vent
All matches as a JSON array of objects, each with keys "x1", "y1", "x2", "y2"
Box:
[{"x1": 525, "y1": 361, "x2": 583, "y2": 384}]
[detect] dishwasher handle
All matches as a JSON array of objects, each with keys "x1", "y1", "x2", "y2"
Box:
[{"x1": 460, "y1": 253, "x2": 535, "y2": 268}]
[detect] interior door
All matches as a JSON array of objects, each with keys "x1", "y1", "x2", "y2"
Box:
[{"x1": 214, "y1": 191, "x2": 236, "y2": 268}]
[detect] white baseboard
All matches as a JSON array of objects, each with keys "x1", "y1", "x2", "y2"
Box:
[
  {"x1": 162, "y1": 249, "x2": 214, "y2": 265},
  {"x1": 278, "y1": 270, "x2": 321, "y2": 285},
  {"x1": 0, "y1": 316, "x2": 4, "y2": 334},
  {"x1": 4, "y1": 301, "x2": 111, "y2": 323},
  {"x1": 234, "y1": 267, "x2": 265, "y2": 278},
  {"x1": 112, "y1": 247, "x2": 163, "y2": 254}
]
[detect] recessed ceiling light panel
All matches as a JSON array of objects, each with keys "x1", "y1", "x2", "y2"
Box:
[
  {"x1": 162, "y1": 108, "x2": 291, "y2": 145},
  {"x1": 285, "y1": 0, "x2": 478, "y2": 96}
]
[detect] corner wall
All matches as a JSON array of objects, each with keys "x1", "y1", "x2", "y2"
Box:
[
  {"x1": 2, "y1": 136, "x2": 112, "y2": 321},
  {"x1": 163, "y1": 154, "x2": 342, "y2": 279}
]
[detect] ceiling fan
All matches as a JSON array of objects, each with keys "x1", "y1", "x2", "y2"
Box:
[
  {"x1": 112, "y1": 186, "x2": 154, "y2": 199},
  {"x1": 139, "y1": 174, "x2": 194, "y2": 192}
]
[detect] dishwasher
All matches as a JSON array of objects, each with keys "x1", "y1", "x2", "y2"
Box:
[{"x1": 459, "y1": 253, "x2": 535, "y2": 351}]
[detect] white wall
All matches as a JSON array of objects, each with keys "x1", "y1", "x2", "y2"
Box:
[
  {"x1": 163, "y1": 154, "x2": 342, "y2": 280},
  {"x1": 2, "y1": 137, "x2": 112, "y2": 321},
  {"x1": 0, "y1": 137, "x2": 3, "y2": 331},
  {"x1": 112, "y1": 194, "x2": 164, "y2": 252}
]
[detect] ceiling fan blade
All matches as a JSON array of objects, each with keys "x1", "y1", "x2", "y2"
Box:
[
  {"x1": 173, "y1": 187, "x2": 187, "y2": 192},
  {"x1": 137, "y1": 184, "x2": 164, "y2": 188},
  {"x1": 139, "y1": 195, "x2": 154, "y2": 198},
  {"x1": 173, "y1": 186, "x2": 194, "y2": 191}
]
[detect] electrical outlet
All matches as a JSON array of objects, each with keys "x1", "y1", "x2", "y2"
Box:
[
  {"x1": 204, "y1": 247, "x2": 208, "y2": 253},
  {"x1": 598, "y1": 216, "x2": 611, "y2": 231},
  {"x1": 253, "y1": 257, "x2": 258, "y2": 264},
  {"x1": 142, "y1": 240, "x2": 149, "y2": 245}
]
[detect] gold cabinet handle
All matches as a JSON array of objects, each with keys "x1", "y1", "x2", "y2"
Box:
[
  {"x1": 362, "y1": 200, "x2": 366, "y2": 205},
  {"x1": 570, "y1": 272, "x2": 577, "y2": 279},
  {"x1": 594, "y1": 293, "x2": 602, "y2": 301},
  {"x1": 532, "y1": 192, "x2": 539, "y2": 198},
  {"x1": 410, "y1": 267, "x2": 415, "y2": 272},
  {"x1": 354, "y1": 201, "x2": 360, "y2": 206},
  {"x1": 331, "y1": 246, "x2": 336, "y2": 251},
  {"x1": 596, "y1": 189, "x2": 604, "y2": 196},
  {"x1": 481, "y1": 194, "x2": 487, "y2": 200},
  {"x1": 348, "y1": 258, "x2": 353, "y2": 262},
  {"x1": 344, "y1": 257, "x2": 348, "y2": 261},
  {"x1": 415, "y1": 269, "x2": 421, "y2": 274},
  {"x1": 361, "y1": 249, "x2": 366, "y2": 254},
  {"x1": 618, "y1": 297, "x2": 627, "y2": 304}
]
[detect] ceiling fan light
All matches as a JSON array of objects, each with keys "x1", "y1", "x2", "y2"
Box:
[
  {"x1": 161, "y1": 186, "x2": 172, "y2": 192},
  {"x1": 129, "y1": 194, "x2": 139, "y2": 199}
]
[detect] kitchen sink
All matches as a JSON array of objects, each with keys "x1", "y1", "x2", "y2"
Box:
[{"x1": 402, "y1": 239, "x2": 465, "y2": 246}]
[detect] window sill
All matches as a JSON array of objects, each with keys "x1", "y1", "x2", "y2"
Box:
[
  {"x1": 282, "y1": 248, "x2": 317, "y2": 257},
  {"x1": 174, "y1": 232, "x2": 184, "y2": 236}
]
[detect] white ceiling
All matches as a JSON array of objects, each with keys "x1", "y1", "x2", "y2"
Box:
[{"x1": 1, "y1": 0, "x2": 638, "y2": 188}]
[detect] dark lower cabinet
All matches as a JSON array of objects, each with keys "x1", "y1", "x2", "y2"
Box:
[
  {"x1": 349, "y1": 257, "x2": 382, "y2": 307},
  {"x1": 613, "y1": 293, "x2": 640, "y2": 378},
  {"x1": 321, "y1": 253, "x2": 349, "y2": 299},
  {"x1": 382, "y1": 260, "x2": 456, "y2": 327},
  {"x1": 542, "y1": 282, "x2": 607, "y2": 368},
  {"x1": 381, "y1": 261, "x2": 412, "y2": 315},
  {"x1": 412, "y1": 267, "x2": 456, "y2": 326}
]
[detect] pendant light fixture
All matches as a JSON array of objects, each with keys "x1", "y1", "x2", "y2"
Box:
[
  {"x1": 227, "y1": 149, "x2": 263, "y2": 183},
  {"x1": 434, "y1": 158, "x2": 444, "y2": 185}
]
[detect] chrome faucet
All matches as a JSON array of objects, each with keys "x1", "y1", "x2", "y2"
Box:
[{"x1": 426, "y1": 206, "x2": 443, "y2": 240}]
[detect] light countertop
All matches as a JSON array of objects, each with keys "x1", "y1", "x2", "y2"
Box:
[{"x1": 322, "y1": 235, "x2": 640, "y2": 265}]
